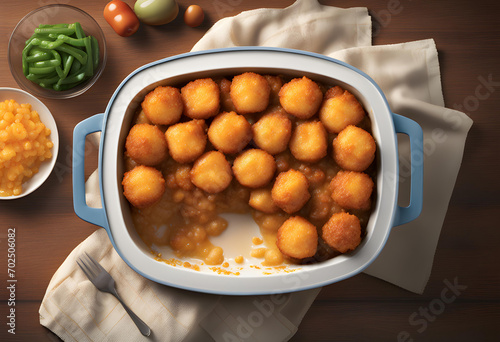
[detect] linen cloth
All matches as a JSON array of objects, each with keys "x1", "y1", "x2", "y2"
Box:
[{"x1": 40, "y1": 0, "x2": 473, "y2": 341}]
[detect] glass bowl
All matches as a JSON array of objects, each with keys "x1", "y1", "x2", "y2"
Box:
[
  {"x1": 8, "y1": 5, "x2": 107, "y2": 99},
  {"x1": 0, "y1": 87, "x2": 59, "y2": 200}
]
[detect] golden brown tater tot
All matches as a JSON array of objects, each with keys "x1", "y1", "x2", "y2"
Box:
[
  {"x1": 330, "y1": 170, "x2": 374, "y2": 210},
  {"x1": 333, "y1": 125, "x2": 376, "y2": 172},
  {"x1": 279, "y1": 76, "x2": 323, "y2": 119},
  {"x1": 276, "y1": 216, "x2": 318, "y2": 259},
  {"x1": 122, "y1": 165, "x2": 165, "y2": 208},
  {"x1": 322, "y1": 212, "x2": 362, "y2": 253},
  {"x1": 272, "y1": 169, "x2": 311, "y2": 214},
  {"x1": 230, "y1": 72, "x2": 270, "y2": 114},
  {"x1": 142, "y1": 86, "x2": 183, "y2": 125},
  {"x1": 125, "y1": 124, "x2": 168, "y2": 166},
  {"x1": 181, "y1": 78, "x2": 220, "y2": 119},
  {"x1": 190, "y1": 151, "x2": 233, "y2": 193}
]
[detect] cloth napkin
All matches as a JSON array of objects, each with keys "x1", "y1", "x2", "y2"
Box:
[{"x1": 40, "y1": 0, "x2": 473, "y2": 341}]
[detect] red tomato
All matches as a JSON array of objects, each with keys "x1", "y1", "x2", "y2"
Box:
[{"x1": 104, "y1": 0, "x2": 140, "y2": 37}]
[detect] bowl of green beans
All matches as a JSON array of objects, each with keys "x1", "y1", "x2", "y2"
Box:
[{"x1": 8, "y1": 5, "x2": 107, "y2": 99}]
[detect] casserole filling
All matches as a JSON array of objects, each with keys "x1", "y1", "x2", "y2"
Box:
[{"x1": 122, "y1": 72, "x2": 376, "y2": 269}]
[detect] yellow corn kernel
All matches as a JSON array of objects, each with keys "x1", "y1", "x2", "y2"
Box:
[
  {"x1": 10, "y1": 122, "x2": 27, "y2": 140},
  {"x1": 0, "y1": 130, "x2": 9, "y2": 142},
  {"x1": 1, "y1": 147, "x2": 16, "y2": 161},
  {"x1": 3, "y1": 111, "x2": 14, "y2": 122},
  {"x1": 27, "y1": 120, "x2": 36, "y2": 131}
]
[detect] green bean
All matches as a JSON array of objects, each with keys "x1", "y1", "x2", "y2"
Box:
[
  {"x1": 26, "y1": 71, "x2": 58, "y2": 81},
  {"x1": 54, "y1": 43, "x2": 87, "y2": 64},
  {"x1": 34, "y1": 38, "x2": 66, "y2": 50},
  {"x1": 25, "y1": 51, "x2": 51, "y2": 63},
  {"x1": 28, "y1": 74, "x2": 60, "y2": 86},
  {"x1": 91, "y1": 36, "x2": 99, "y2": 71},
  {"x1": 30, "y1": 49, "x2": 61, "y2": 68},
  {"x1": 34, "y1": 27, "x2": 75, "y2": 36},
  {"x1": 51, "y1": 49, "x2": 62, "y2": 64},
  {"x1": 25, "y1": 33, "x2": 50, "y2": 45},
  {"x1": 38, "y1": 24, "x2": 69, "y2": 28},
  {"x1": 28, "y1": 66, "x2": 56, "y2": 74},
  {"x1": 61, "y1": 54, "x2": 75, "y2": 79},
  {"x1": 74, "y1": 22, "x2": 92, "y2": 76},
  {"x1": 53, "y1": 80, "x2": 84, "y2": 91},
  {"x1": 22, "y1": 22, "x2": 99, "y2": 91},
  {"x1": 83, "y1": 36, "x2": 93, "y2": 77},
  {"x1": 58, "y1": 72, "x2": 86, "y2": 85},
  {"x1": 66, "y1": 64, "x2": 86, "y2": 80},
  {"x1": 70, "y1": 59, "x2": 81, "y2": 74},
  {"x1": 38, "y1": 82, "x2": 54, "y2": 89},
  {"x1": 26, "y1": 74, "x2": 42, "y2": 82},
  {"x1": 74, "y1": 22, "x2": 85, "y2": 39},
  {"x1": 21, "y1": 40, "x2": 35, "y2": 76},
  {"x1": 29, "y1": 47, "x2": 50, "y2": 55},
  {"x1": 33, "y1": 59, "x2": 61, "y2": 68},
  {"x1": 48, "y1": 34, "x2": 86, "y2": 47},
  {"x1": 55, "y1": 66, "x2": 65, "y2": 79}
]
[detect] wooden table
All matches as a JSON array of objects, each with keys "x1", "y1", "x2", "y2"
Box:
[{"x1": 1, "y1": 0, "x2": 498, "y2": 341}]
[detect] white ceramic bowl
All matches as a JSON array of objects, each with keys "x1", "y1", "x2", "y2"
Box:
[
  {"x1": 0, "y1": 87, "x2": 59, "y2": 199},
  {"x1": 73, "y1": 48, "x2": 423, "y2": 295}
]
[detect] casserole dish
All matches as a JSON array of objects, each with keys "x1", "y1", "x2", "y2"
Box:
[{"x1": 73, "y1": 47, "x2": 423, "y2": 295}]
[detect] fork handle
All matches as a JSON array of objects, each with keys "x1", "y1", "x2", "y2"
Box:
[{"x1": 111, "y1": 290, "x2": 151, "y2": 337}]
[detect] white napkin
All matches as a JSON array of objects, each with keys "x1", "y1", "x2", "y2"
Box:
[{"x1": 40, "y1": 0, "x2": 472, "y2": 341}]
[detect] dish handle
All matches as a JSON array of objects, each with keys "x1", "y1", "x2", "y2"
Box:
[
  {"x1": 392, "y1": 113, "x2": 424, "y2": 226},
  {"x1": 72, "y1": 113, "x2": 107, "y2": 228}
]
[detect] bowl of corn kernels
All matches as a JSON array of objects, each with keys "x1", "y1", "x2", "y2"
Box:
[{"x1": 0, "y1": 88, "x2": 58, "y2": 199}]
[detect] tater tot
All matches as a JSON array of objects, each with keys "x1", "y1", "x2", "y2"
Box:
[
  {"x1": 208, "y1": 111, "x2": 252, "y2": 154},
  {"x1": 279, "y1": 76, "x2": 323, "y2": 119},
  {"x1": 218, "y1": 78, "x2": 237, "y2": 112},
  {"x1": 125, "y1": 124, "x2": 168, "y2": 166},
  {"x1": 319, "y1": 86, "x2": 365, "y2": 133},
  {"x1": 141, "y1": 86, "x2": 183, "y2": 125},
  {"x1": 165, "y1": 120, "x2": 207, "y2": 164},
  {"x1": 289, "y1": 121, "x2": 328, "y2": 163},
  {"x1": 264, "y1": 75, "x2": 284, "y2": 106},
  {"x1": 190, "y1": 151, "x2": 232, "y2": 193},
  {"x1": 230, "y1": 72, "x2": 270, "y2": 114},
  {"x1": 233, "y1": 149, "x2": 276, "y2": 188},
  {"x1": 330, "y1": 171, "x2": 374, "y2": 210},
  {"x1": 333, "y1": 125, "x2": 376, "y2": 171},
  {"x1": 272, "y1": 169, "x2": 310, "y2": 214},
  {"x1": 276, "y1": 216, "x2": 318, "y2": 259},
  {"x1": 122, "y1": 165, "x2": 165, "y2": 208},
  {"x1": 322, "y1": 212, "x2": 362, "y2": 253},
  {"x1": 249, "y1": 188, "x2": 279, "y2": 213},
  {"x1": 181, "y1": 78, "x2": 220, "y2": 119},
  {"x1": 252, "y1": 109, "x2": 292, "y2": 155}
]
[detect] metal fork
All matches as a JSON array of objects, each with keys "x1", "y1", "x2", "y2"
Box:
[{"x1": 77, "y1": 252, "x2": 151, "y2": 337}]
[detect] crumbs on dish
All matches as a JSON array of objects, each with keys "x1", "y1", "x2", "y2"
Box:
[{"x1": 121, "y1": 72, "x2": 376, "y2": 270}]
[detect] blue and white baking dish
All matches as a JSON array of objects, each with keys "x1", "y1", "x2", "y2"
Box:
[{"x1": 72, "y1": 47, "x2": 423, "y2": 295}]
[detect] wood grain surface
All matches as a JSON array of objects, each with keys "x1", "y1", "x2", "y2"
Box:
[{"x1": 0, "y1": 0, "x2": 499, "y2": 341}]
